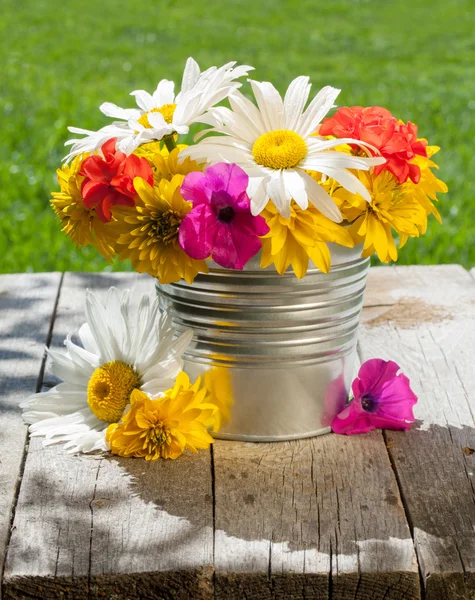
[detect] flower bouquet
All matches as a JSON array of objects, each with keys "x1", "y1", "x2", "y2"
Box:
[{"x1": 44, "y1": 57, "x2": 446, "y2": 443}]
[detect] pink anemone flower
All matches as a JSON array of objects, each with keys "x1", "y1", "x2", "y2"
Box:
[
  {"x1": 331, "y1": 359, "x2": 417, "y2": 435},
  {"x1": 178, "y1": 163, "x2": 269, "y2": 270}
]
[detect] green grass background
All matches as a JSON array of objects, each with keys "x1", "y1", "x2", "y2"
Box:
[{"x1": 1, "y1": 0, "x2": 473, "y2": 273}]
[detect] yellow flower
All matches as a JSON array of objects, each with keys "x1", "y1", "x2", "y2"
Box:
[
  {"x1": 106, "y1": 372, "x2": 217, "y2": 460},
  {"x1": 50, "y1": 154, "x2": 115, "y2": 260},
  {"x1": 403, "y1": 145, "x2": 448, "y2": 232},
  {"x1": 331, "y1": 171, "x2": 427, "y2": 263},
  {"x1": 260, "y1": 201, "x2": 354, "y2": 277},
  {"x1": 134, "y1": 143, "x2": 201, "y2": 185},
  {"x1": 111, "y1": 174, "x2": 208, "y2": 284},
  {"x1": 202, "y1": 366, "x2": 233, "y2": 432}
]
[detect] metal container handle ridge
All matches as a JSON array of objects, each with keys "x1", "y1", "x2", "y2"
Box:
[{"x1": 157, "y1": 244, "x2": 370, "y2": 441}]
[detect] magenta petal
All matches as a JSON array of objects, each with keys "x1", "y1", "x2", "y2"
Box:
[
  {"x1": 352, "y1": 358, "x2": 400, "y2": 400},
  {"x1": 331, "y1": 401, "x2": 377, "y2": 435},
  {"x1": 205, "y1": 163, "x2": 249, "y2": 197},
  {"x1": 178, "y1": 204, "x2": 218, "y2": 259},
  {"x1": 181, "y1": 172, "x2": 211, "y2": 206},
  {"x1": 211, "y1": 225, "x2": 241, "y2": 269},
  {"x1": 252, "y1": 214, "x2": 271, "y2": 236}
]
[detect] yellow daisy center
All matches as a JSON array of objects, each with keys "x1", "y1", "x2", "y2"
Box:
[
  {"x1": 87, "y1": 361, "x2": 140, "y2": 423},
  {"x1": 252, "y1": 129, "x2": 307, "y2": 170},
  {"x1": 148, "y1": 208, "x2": 182, "y2": 244},
  {"x1": 137, "y1": 103, "x2": 177, "y2": 129}
]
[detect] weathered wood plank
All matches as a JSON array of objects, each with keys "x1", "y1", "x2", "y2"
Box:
[
  {"x1": 0, "y1": 272, "x2": 62, "y2": 597},
  {"x1": 359, "y1": 265, "x2": 475, "y2": 599},
  {"x1": 213, "y1": 433, "x2": 419, "y2": 599},
  {"x1": 4, "y1": 272, "x2": 214, "y2": 599}
]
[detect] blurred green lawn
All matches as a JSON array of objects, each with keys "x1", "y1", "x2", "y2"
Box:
[{"x1": 1, "y1": 0, "x2": 473, "y2": 273}]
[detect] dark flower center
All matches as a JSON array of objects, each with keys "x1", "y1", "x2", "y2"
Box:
[
  {"x1": 218, "y1": 206, "x2": 235, "y2": 223},
  {"x1": 361, "y1": 395, "x2": 375, "y2": 412},
  {"x1": 149, "y1": 209, "x2": 181, "y2": 244}
]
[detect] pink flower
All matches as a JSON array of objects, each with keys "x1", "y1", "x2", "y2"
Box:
[
  {"x1": 331, "y1": 359, "x2": 417, "y2": 435},
  {"x1": 178, "y1": 163, "x2": 269, "y2": 270}
]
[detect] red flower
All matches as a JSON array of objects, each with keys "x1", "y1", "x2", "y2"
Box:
[
  {"x1": 320, "y1": 106, "x2": 427, "y2": 185},
  {"x1": 79, "y1": 138, "x2": 153, "y2": 222}
]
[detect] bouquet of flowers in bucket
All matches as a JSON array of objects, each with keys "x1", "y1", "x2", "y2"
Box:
[{"x1": 52, "y1": 57, "x2": 447, "y2": 282}]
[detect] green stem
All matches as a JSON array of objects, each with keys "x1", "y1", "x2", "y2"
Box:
[{"x1": 163, "y1": 135, "x2": 177, "y2": 153}]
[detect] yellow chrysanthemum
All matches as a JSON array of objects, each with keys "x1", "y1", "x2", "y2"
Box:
[
  {"x1": 330, "y1": 171, "x2": 427, "y2": 263},
  {"x1": 202, "y1": 366, "x2": 233, "y2": 432},
  {"x1": 50, "y1": 154, "x2": 115, "y2": 260},
  {"x1": 106, "y1": 372, "x2": 217, "y2": 460},
  {"x1": 403, "y1": 145, "x2": 448, "y2": 232},
  {"x1": 134, "y1": 143, "x2": 201, "y2": 185},
  {"x1": 111, "y1": 174, "x2": 208, "y2": 284},
  {"x1": 260, "y1": 201, "x2": 354, "y2": 277}
]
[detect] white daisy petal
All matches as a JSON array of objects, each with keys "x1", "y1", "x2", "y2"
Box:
[
  {"x1": 266, "y1": 172, "x2": 292, "y2": 218},
  {"x1": 229, "y1": 91, "x2": 266, "y2": 135},
  {"x1": 129, "y1": 89, "x2": 155, "y2": 111},
  {"x1": 249, "y1": 177, "x2": 269, "y2": 216},
  {"x1": 316, "y1": 166, "x2": 372, "y2": 202},
  {"x1": 284, "y1": 76, "x2": 311, "y2": 131},
  {"x1": 306, "y1": 136, "x2": 383, "y2": 157},
  {"x1": 78, "y1": 323, "x2": 99, "y2": 354},
  {"x1": 249, "y1": 80, "x2": 285, "y2": 131},
  {"x1": 180, "y1": 57, "x2": 201, "y2": 96},
  {"x1": 152, "y1": 79, "x2": 175, "y2": 106},
  {"x1": 283, "y1": 169, "x2": 308, "y2": 210},
  {"x1": 297, "y1": 85, "x2": 341, "y2": 138},
  {"x1": 298, "y1": 169, "x2": 343, "y2": 222},
  {"x1": 100, "y1": 102, "x2": 141, "y2": 120},
  {"x1": 302, "y1": 152, "x2": 384, "y2": 171}
]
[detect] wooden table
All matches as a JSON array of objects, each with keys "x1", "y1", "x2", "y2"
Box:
[{"x1": 1, "y1": 266, "x2": 474, "y2": 600}]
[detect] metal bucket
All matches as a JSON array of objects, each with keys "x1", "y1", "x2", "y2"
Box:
[{"x1": 157, "y1": 244, "x2": 369, "y2": 441}]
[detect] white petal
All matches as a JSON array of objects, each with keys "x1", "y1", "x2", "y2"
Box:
[
  {"x1": 282, "y1": 169, "x2": 308, "y2": 210},
  {"x1": 298, "y1": 169, "x2": 343, "y2": 222},
  {"x1": 47, "y1": 349, "x2": 91, "y2": 385},
  {"x1": 297, "y1": 86, "x2": 340, "y2": 138},
  {"x1": 152, "y1": 79, "x2": 175, "y2": 106},
  {"x1": 130, "y1": 89, "x2": 155, "y2": 111},
  {"x1": 100, "y1": 102, "x2": 141, "y2": 121},
  {"x1": 229, "y1": 90, "x2": 266, "y2": 135},
  {"x1": 85, "y1": 290, "x2": 119, "y2": 362},
  {"x1": 284, "y1": 76, "x2": 311, "y2": 131},
  {"x1": 266, "y1": 171, "x2": 292, "y2": 218},
  {"x1": 249, "y1": 177, "x2": 269, "y2": 216},
  {"x1": 78, "y1": 323, "x2": 99, "y2": 354},
  {"x1": 306, "y1": 136, "x2": 383, "y2": 157},
  {"x1": 302, "y1": 152, "x2": 384, "y2": 171},
  {"x1": 249, "y1": 79, "x2": 285, "y2": 131},
  {"x1": 180, "y1": 57, "x2": 201, "y2": 94},
  {"x1": 317, "y1": 166, "x2": 372, "y2": 202}
]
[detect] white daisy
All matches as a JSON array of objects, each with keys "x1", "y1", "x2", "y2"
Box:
[
  {"x1": 63, "y1": 57, "x2": 253, "y2": 162},
  {"x1": 20, "y1": 287, "x2": 193, "y2": 454},
  {"x1": 180, "y1": 77, "x2": 386, "y2": 221}
]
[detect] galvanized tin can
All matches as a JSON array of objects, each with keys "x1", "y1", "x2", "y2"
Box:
[{"x1": 157, "y1": 244, "x2": 369, "y2": 441}]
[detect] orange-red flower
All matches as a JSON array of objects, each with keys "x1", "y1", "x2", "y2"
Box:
[
  {"x1": 79, "y1": 138, "x2": 153, "y2": 222},
  {"x1": 320, "y1": 106, "x2": 427, "y2": 185}
]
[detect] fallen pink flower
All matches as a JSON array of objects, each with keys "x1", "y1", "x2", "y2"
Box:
[{"x1": 331, "y1": 359, "x2": 417, "y2": 435}]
